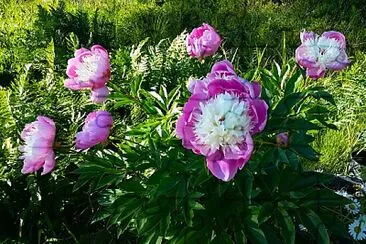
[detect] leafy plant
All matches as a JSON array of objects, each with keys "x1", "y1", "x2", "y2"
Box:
[{"x1": 73, "y1": 36, "x2": 353, "y2": 243}]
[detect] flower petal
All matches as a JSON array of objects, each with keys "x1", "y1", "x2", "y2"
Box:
[
  {"x1": 326, "y1": 49, "x2": 350, "y2": 70},
  {"x1": 322, "y1": 31, "x2": 346, "y2": 49},
  {"x1": 91, "y1": 86, "x2": 109, "y2": 103},
  {"x1": 306, "y1": 67, "x2": 326, "y2": 80},
  {"x1": 249, "y1": 99, "x2": 268, "y2": 134},
  {"x1": 206, "y1": 157, "x2": 241, "y2": 182}
]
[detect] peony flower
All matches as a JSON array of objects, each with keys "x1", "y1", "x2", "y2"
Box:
[
  {"x1": 349, "y1": 215, "x2": 366, "y2": 241},
  {"x1": 176, "y1": 60, "x2": 268, "y2": 181},
  {"x1": 276, "y1": 132, "x2": 289, "y2": 147},
  {"x1": 64, "y1": 45, "x2": 111, "y2": 103},
  {"x1": 186, "y1": 23, "x2": 221, "y2": 59},
  {"x1": 76, "y1": 110, "x2": 113, "y2": 149},
  {"x1": 295, "y1": 31, "x2": 350, "y2": 79},
  {"x1": 19, "y1": 116, "x2": 56, "y2": 175}
]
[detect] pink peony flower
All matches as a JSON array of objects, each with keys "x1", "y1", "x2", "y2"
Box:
[
  {"x1": 64, "y1": 45, "x2": 111, "y2": 103},
  {"x1": 19, "y1": 116, "x2": 56, "y2": 175},
  {"x1": 186, "y1": 23, "x2": 221, "y2": 59},
  {"x1": 276, "y1": 132, "x2": 289, "y2": 147},
  {"x1": 295, "y1": 31, "x2": 350, "y2": 79},
  {"x1": 176, "y1": 60, "x2": 268, "y2": 181},
  {"x1": 76, "y1": 110, "x2": 113, "y2": 149}
]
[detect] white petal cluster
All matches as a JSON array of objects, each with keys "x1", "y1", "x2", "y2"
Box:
[
  {"x1": 194, "y1": 93, "x2": 251, "y2": 152},
  {"x1": 303, "y1": 36, "x2": 341, "y2": 67},
  {"x1": 76, "y1": 54, "x2": 101, "y2": 82}
]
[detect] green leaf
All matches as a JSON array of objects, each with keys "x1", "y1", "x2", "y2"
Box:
[
  {"x1": 234, "y1": 229, "x2": 247, "y2": 244},
  {"x1": 245, "y1": 223, "x2": 268, "y2": 244},
  {"x1": 284, "y1": 70, "x2": 302, "y2": 95},
  {"x1": 258, "y1": 203, "x2": 273, "y2": 224},
  {"x1": 211, "y1": 232, "x2": 234, "y2": 244},
  {"x1": 159, "y1": 213, "x2": 171, "y2": 237},
  {"x1": 119, "y1": 180, "x2": 146, "y2": 193},
  {"x1": 291, "y1": 145, "x2": 319, "y2": 161},
  {"x1": 306, "y1": 89, "x2": 336, "y2": 105},
  {"x1": 273, "y1": 92, "x2": 305, "y2": 115},
  {"x1": 260, "y1": 223, "x2": 282, "y2": 244},
  {"x1": 295, "y1": 209, "x2": 330, "y2": 244},
  {"x1": 277, "y1": 208, "x2": 295, "y2": 244}
]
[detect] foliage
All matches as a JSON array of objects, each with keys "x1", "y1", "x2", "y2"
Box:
[
  {"x1": 72, "y1": 37, "x2": 354, "y2": 243},
  {"x1": 1, "y1": 0, "x2": 366, "y2": 242},
  {"x1": 1, "y1": 0, "x2": 366, "y2": 81},
  {"x1": 308, "y1": 52, "x2": 366, "y2": 173}
]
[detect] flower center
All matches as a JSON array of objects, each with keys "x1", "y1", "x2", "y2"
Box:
[
  {"x1": 304, "y1": 37, "x2": 341, "y2": 66},
  {"x1": 75, "y1": 54, "x2": 101, "y2": 82},
  {"x1": 354, "y1": 225, "x2": 361, "y2": 234},
  {"x1": 194, "y1": 93, "x2": 251, "y2": 152}
]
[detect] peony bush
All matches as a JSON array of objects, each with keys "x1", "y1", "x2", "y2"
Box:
[{"x1": 4, "y1": 22, "x2": 365, "y2": 243}]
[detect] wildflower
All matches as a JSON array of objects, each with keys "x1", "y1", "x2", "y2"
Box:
[
  {"x1": 295, "y1": 31, "x2": 349, "y2": 79},
  {"x1": 186, "y1": 23, "x2": 221, "y2": 59},
  {"x1": 176, "y1": 60, "x2": 268, "y2": 181},
  {"x1": 19, "y1": 116, "x2": 56, "y2": 175},
  {"x1": 345, "y1": 199, "x2": 361, "y2": 215},
  {"x1": 348, "y1": 215, "x2": 366, "y2": 241}
]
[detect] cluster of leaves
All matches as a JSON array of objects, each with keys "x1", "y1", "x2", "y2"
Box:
[{"x1": 72, "y1": 36, "x2": 355, "y2": 243}]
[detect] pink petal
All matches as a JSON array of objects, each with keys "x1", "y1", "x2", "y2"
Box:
[
  {"x1": 222, "y1": 133, "x2": 254, "y2": 164},
  {"x1": 206, "y1": 158, "x2": 241, "y2": 182},
  {"x1": 306, "y1": 67, "x2": 326, "y2": 80},
  {"x1": 207, "y1": 78, "x2": 245, "y2": 97},
  {"x1": 295, "y1": 45, "x2": 318, "y2": 68},
  {"x1": 249, "y1": 99, "x2": 268, "y2": 134},
  {"x1": 41, "y1": 151, "x2": 56, "y2": 175},
  {"x1": 94, "y1": 110, "x2": 113, "y2": 128},
  {"x1": 209, "y1": 60, "x2": 236, "y2": 78},
  {"x1": 66, "y1": 57, "x2": 80, "y2": 78},
  {"x1": 91, "y1": 45, "x2": 109, "y2": 60},
  {"x1": 74, "y1": 48, "x2": 89, "y2": 57},
  {"x1": 91, "y1": 86, "x2": 109, "y2": 103},
  {"x1": 64, "y1": 79, "x2": 93, "y2": 90},
  {"x1": 300, "y1": 31, "x2": 317, "y2": 43},
  {"x1": 326, "y1": 50, "x2": 350, "y2": 70},
  {"x1": 322, "y1": 31, "x2": 346, "y2": 49},
  {"x1": 251, "y1": 81, "x2": 262, "y2": 98}
]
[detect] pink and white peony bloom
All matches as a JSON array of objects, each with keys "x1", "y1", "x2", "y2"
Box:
[
  {"x1": 186, "y1": 23, "x2": 221, "y2": 59},
  {"x1": 76, "y1": 110, "x2": 113, "y2": 149},
  {"x1": 19, "y1": 116, "x2": 56, "y2": 175},
  {"x1": 176, "y1": 60, "x2": 268, "y2": 181},
  {"x1": 295, "y1": 31, "x2": 350, "y2": 79},
  {"x1": 64, "y1": 45, "x2": 111, "y2": 103}
]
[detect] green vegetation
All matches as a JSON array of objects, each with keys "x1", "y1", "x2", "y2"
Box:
[{"x1": 1, "y1": 0, "x2": 365, "y2": 242}]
